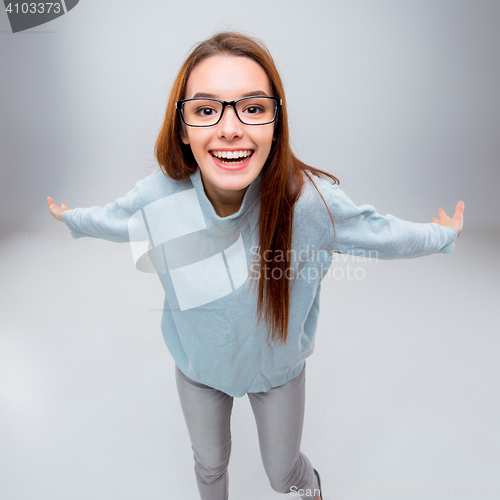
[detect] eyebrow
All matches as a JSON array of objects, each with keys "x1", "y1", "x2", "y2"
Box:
[{"x1": 191, "y1": 90, "x2": 270, "y2": 99}]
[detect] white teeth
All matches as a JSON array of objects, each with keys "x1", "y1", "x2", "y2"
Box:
[
  {"x1": 220, "y1": 159, "x2": 245, "y2": 165},
  {"x1": 212, "y1": 150, "x2": 252, "y2": 159}
]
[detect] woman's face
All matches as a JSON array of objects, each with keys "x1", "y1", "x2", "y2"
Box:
[{"x1": 181, "y1": 55, "x2": 275, "y2": 204}]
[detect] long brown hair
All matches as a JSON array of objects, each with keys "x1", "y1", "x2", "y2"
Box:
[{"x1": 155, "y1": 32, "x2": 339, "y2": 344}]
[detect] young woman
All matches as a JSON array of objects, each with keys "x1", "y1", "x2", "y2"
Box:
[{"x1": 47, "y1": 32, "x2": 464, "y2": 500}]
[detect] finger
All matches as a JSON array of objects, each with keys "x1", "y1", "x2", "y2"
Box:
[
  {"x1": 47, "y1": 200, "x2": 60, "y2": 213},
  {"x1": 438, "y1": 208, "x2": 452, "y2": 224},
  {"x1": 453, "y1": 200, "x2": 465, "y2": 219},
  {"x1": 431, "y1": 217, "x2": 439, "y2": 223},
  {"x1": 451, "y1": 201, "x2": 465, "y2": 236},
  {"x1": 61, "y1": 203, "x2": 68, "y2": 208}
]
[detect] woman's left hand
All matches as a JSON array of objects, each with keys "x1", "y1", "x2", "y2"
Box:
[{"x1": 431, "y1": 201, "x2": 464, "y2": 237}]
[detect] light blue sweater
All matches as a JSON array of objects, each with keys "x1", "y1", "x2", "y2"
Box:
[{"x1": 62, "y1": 168, "x2": 458, "y2": 397}]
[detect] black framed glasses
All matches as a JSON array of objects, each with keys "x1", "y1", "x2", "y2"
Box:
[{"x1": 176, "y1": 96, "x2": 282, "y2": 127}]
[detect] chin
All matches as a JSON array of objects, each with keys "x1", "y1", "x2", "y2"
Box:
[
  {"x1": 215, "y1": 176, "x2": 253, "y2": 193},
  {"x1": 210, "y1": 165, "x2": 259, "y2": 187}
]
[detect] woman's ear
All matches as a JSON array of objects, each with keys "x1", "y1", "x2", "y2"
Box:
[{"x1": 180, "y1": 125, "x2": 190, "y2": 145}]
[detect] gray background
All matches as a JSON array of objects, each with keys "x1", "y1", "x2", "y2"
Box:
[{"x1": 1, "y1": 1, "x2": 499, "y2": 499}]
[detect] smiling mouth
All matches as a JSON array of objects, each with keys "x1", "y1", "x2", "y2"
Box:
[{"x1": 211, "y1": 150, "x2": 254, "y2": 165}]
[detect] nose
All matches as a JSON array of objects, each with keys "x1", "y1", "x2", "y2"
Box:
[{"x1": 216, "y1": 105, "x2": 244, "y2": 140}]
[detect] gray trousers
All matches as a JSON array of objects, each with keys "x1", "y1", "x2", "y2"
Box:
[{"x1": 175, "y1": 363, "x2": 320, "y2": 500}]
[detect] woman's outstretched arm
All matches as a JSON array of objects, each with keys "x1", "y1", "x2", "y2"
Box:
[
  {"x1": 45, "y1": 170, "x2": 167, "y2": 242},
  {"x1": 309, "y1": 176, "x2": 466, "y2": 259}
]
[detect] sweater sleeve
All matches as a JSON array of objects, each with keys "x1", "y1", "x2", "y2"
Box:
[
  {"x1": 324, "y1": 183, "x2": 458, "y2": 259},
  {"x1": 61, "y1": 170, "x2": 161, "y2": 243}
]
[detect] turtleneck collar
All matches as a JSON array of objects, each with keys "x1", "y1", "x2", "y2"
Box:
[{"x1": 190, "y1": 168, "x2": 262, "y2": 226}]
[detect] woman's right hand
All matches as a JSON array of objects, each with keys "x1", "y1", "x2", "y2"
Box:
[
  {"x1": 430, "y1": 201, "x2": 465, "y2": 237},
  {"x1": 47, "y1": 196, "x2": 70, "y2": 222}
]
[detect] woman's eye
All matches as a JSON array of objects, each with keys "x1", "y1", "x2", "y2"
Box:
[
  {"x1": 243, "y1": 106, "x2": 265, "y2": 114},
  {"x1": 196, "y1": 107, "x2": 216, "y2": 116}
]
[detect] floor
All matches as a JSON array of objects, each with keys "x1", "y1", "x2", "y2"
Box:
[{"x1": 0, "y1": 226, "x2": 499, "y2": 499}]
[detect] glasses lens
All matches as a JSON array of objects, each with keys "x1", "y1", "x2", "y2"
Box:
[
  {"x1": 236, "y1": 97, "x2": 277, "y2": 125},
  {"x1": 182, "y1": 99, "x2": 223, "y2": 126}
]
